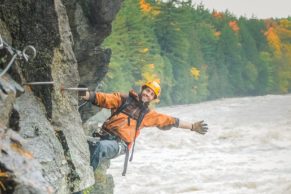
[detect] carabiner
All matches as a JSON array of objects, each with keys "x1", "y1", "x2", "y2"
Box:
[{"x1": 22, "y1": 45, "x2": 36, "y2": 62}]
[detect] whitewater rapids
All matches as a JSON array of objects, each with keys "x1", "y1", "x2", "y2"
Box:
[{"x1": 108, "y1": 95, "x2": 291, "y2": 194}]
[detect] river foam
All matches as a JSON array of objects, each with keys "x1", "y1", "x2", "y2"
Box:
[{"x1": 109, "y1": 95, "x2": 291, "y2": 194}]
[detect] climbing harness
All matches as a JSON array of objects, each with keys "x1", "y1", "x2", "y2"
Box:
[
  {"x1": 101, "y1": 93, "x2": 149, "y2": 176},
  {"x1": 0, "y1": 35, "x2": 36, "y2": 78}
]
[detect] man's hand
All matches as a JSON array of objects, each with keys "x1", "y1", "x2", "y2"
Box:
[
  {"x1": 191, "y1": 120, "x2": 208, "y2": 135},
  {"x1": 80, "y1": 91, "x2": 96, "y2": 104},
  {"x1": 78, "y1": 84, "x2": 88, "y2": 97},
  {"x1": 81, "y1": 91, "x2": 90, "y2": 100}
]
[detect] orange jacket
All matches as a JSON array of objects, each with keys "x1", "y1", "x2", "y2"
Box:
[{"x1": 94, "y1": 91, "x2": 178, "y2": 144}]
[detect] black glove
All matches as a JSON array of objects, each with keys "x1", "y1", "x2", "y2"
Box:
[
  {"x1": 78, "y1": 84, "x2": 87, "y2": 96},
  {"x1": 87, "y1": 91, "x2": 96, "y2": 104},
  {"x1": 80, "y1": 90, "x2": 96, "y2": 104},
  {"x1": 191, "y1": 120, "x2": 208, "y2": 135}
]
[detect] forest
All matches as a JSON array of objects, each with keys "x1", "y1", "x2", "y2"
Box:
[{"x1": 102, "y1": 0, "x2": 291, "y2": 106}]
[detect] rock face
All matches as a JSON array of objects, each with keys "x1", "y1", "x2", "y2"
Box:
[{"x1": 0, "y1": 0, "x2": 123, "y2": 193}]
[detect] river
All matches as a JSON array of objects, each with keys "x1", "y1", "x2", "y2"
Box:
[{"x1": 108, "y1": 94, "x2": 291, "y2": 194}]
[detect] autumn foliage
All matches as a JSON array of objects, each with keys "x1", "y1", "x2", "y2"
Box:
[
  {"x1": 104, "y1": 0, "x2": 291, "y2": 105},
  {"x1": 229, "y1": 21, "x2": 240, "y2": 32},
  {"x1": 140, "y1": 0, "x2": 152, "y2": 12},
  {"x1": 212, "y1": 11, "x2": 224, "y2": 19},
  {"x1": 191, "y1": 67, "x2": 200, "y2": 80},
  {"x1": 264, "y1": 26, "x2": 282, "y2": 57}
]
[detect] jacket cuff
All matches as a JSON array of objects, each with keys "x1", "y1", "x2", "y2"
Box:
[
  {"x1": 88, "y1": 91, "x2": 97, "y2": 104},
  {"x1": 174, "y1": 118, "x2": 179, "y2": 127}
]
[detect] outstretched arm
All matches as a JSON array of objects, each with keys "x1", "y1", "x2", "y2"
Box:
[
  {"x1": 143, "y1": 111, "x2": 208, "y2": 135},
  {"x1": 178, "y1": 120, "x2": 208, "y2": 135}
]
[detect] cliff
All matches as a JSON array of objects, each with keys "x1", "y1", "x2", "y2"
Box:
[{"x1": 0, "y1": 0, "x2": 123, "y2": 193}]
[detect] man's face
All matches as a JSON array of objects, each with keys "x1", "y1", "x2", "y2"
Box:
[{"x1": 141, "y1": 87, "x2": 156, "y2": 103}]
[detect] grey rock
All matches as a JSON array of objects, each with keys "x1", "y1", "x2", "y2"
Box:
[
  {"x1": 88, "y1": 0, "x2": 124, "y2": 24},
  {"x1": 14, "y1": 91, "x2": 70, "y2": 193},
  {"x1": 0, "y1": 127, "x2": 54, "y2": 194},
  {"x1": 50, "y1": 0, "x2": 95, "y2": 191},
  {"x1": 0, "y1": 0, "x2": 124, "y2": 193},
  {"x1": 81, "y1": 160, "x2": 114, "y2": 194},
  {"x1": 0, "y1": 74, "x2": 23, "y2": 127}
]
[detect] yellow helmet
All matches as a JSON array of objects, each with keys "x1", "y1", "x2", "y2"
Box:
[{"x1": 142, "y1": 81, "x2": 161, "y2": 98}]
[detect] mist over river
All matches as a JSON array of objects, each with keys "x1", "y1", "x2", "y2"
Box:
[{"x1": 108, "y1": 95, "x2": 291, "y2": 194}]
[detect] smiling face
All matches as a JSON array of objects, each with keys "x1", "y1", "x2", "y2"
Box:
[{"x1": 140, "y1": 87, "x2": 156, "y2": 103}]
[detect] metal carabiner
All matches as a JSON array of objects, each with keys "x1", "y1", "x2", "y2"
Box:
[
  {"x1": 22, "y1": 45, "x2": 36, "y2": 62},
  {"x1": 0, "y1": 35, "x2": 37, "y2": 77}
]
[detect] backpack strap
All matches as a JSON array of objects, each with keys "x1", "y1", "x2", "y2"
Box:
[
  {"x1": 129, "y1": 107, "x2": 149, "y2": 162},
  {"x1": 108, "y1": 95, "x2": 133, "y2": 120},
  {"x1": 122, "y1": 147, "x2": 129, "y2": 176},
  {"x1": 105, "y1": 93, "x2": 149, "y2": 176}
]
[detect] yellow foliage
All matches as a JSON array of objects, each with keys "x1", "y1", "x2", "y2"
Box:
[
  {"x1": 152, "y1": 9, "x2": 161, "y2": 16},
  {"x1": 264, "y1": 27, "x2": 282, "y2": 57},
  {"x1": 142, "y1": 72, "x2": 157, "y2": 82},
  {"x1": 138, "y1": 63, "x2": 160, "y2": 87},
  {"x1": 276, "y1": 20, "x2": 291, "y2": 41},
  {"x1": 140, "y1": 48, "x2": 149, "y2": 53},
  {"x1": 214, "y1": 31, "x2": 221, "y2": 37},
  {"x1": 140, "y1": 0, "x2": 152, "y2": 13},
  {"x1": 279, "y1": 19, "x2": 291, "y2": 28},
  {"x1": 191, "y1": 67, "x2": 200, "y2": 80}
]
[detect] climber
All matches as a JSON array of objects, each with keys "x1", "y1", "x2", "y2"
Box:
[{"x1": 81, "y1": 81, "x2": 208, "y2": 175}]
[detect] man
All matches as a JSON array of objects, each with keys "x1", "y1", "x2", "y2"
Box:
[{"x1": 82, "y1": 81, "x2": 208, "y2": 175}]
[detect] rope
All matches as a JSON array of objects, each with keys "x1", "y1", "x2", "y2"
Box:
[{"x1": 0, "y1": 35, "x2": 36, "y2": 78}]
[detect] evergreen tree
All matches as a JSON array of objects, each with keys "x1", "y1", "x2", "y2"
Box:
[{"x1": 101, "y1": 0, "x2": 291, "y2": 106}]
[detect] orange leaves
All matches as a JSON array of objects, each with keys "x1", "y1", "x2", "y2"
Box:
[
  {"x1": 139, "y1": 0, "x2": 160, "y2": 16},
  {"x1": 228, "y1": 21, "x2": 240, "y2": 32},
  {"x1": 263, "y1": 19, "x2": 291, "y2": 92},
  {"x1": 140, "y1": 0, "x2": 152, "y2": 13},
  {"x1": 191, "y1": 67, "x2": 200, "y2": 80},
  {"x1": 212, "y1": 11, "x2": 224, "y2": 19},
  {"x1": 264, "y1": 27, "x2": 282, "y2": 57},
  {"x1": 149, "y1": 63, "x2": 155, "y2": 69}
]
